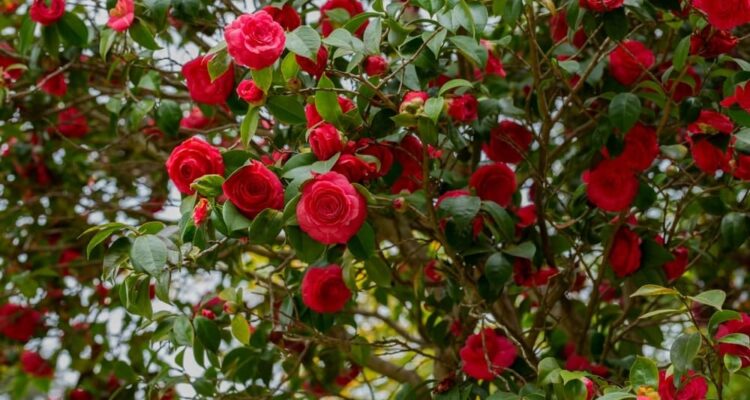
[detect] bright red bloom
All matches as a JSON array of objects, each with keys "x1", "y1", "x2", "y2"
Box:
[
  {"x1": 305, "y1": 96, "x2": 355, "y2": 127},
  {"x1": 21, "y1": 351, "x2": 53, "y2": 378},
  {"x1": 663, "y1": 246, "x2": 689, "y2": 281},
  {"x1": 565, "y1": 352, "x2": 609, "y2": 377},
  {"x1": 193, "y1": 198, "x2": 210, "y2": 226},
  {"x1": 690, "y1": 27, "x2": 738, "y2": 58},
  {"x1": 609, "y1": 226, "x2": 642, "y2": 278},
  {"x1": 733, "y1": 152, "x2": 750, "y2": 181},
  {"x1": 484, "y1": 120, "x2": 533, "y2": 164},
  {"x1": 513, "y1": 258, "x2": 558, "y2": 287},
  {"x1": 180, "y1": 107, "x2": 213, "y2": 130},
  {"x1": 618, "y1": 123, "x2": 659, "y2": 172},
  {"x1": 721, "y1": 83, "x2": 750, "y2": 112},
  {"x1": 354, "y1": 138, "x2": 394, "y2": 178},
  {"x1": 224, "y1": 12, "x2": 286, "y2": 70},
  {"x1": 460, "y1": 328, "x2": 517, "y2": 380},
  {"x1": 320, "y1": 0, "x2": 367, "y2": 37},
  {"x1": 297, "y1": 172, "x2": 367, "y2": 244},
  {"x1": 332, "y1": 154, "x2": 375, "y2": 183},
  {"x1": 107, "y1": 0, "x2": 134, "y2": 32},
  {"x1": 447, "y1": 94, "x2": 478, "y2": 123},
  {"x1": 222, "y1": 161, "x2": 284, "y2": 219},
  {"x1": 182, "y1": 55, "x2": 235, "y2": 105},
  {"x1": 691, "y1": 138, "x2": 729, "y2": 175},
  {"x1": 165, "y1": 137, "x2": 225, "y2": 195},
  {"x1": 56, "y1": 107, "x2": 89, "y2": 138},
  {"x1": 688, "y1": 110, "x2": 735, "y2": 135},
  {"x1": 69, "y1": 388, "x2": 93, "y2": 400},
  {"x1": 515, "y1": 204, "x2": 537, "y2": 228},
  {"x1": 301, "y1": 264, "x2": 352, "y2": 313},
  {"x1": 579, "y1": 0, "x2": 624, "y2": 12},
  {"x1": 296, "y1": 46, "x2": 328, "y2": 78},
  {"x1": 38, "y1": 72, "x2": 67, "y2": 97},
  {"x1": 0, "y1": 304, "x2": 42, "y2": 342},
  {"x1": 469, "y1": 163, "x2": 517, "y2": 207},
  {"x1": 261, "y1": 4, "x2": 301, "y2": 31},
  {"x1": 236, "y1": 80, "x2": 265, "y2": 105},
  {"x1": 424, "y1": 260, "x2": 443, "y2": 283},
  {"x1": 550, "y1": 11, "x2": 587, "y2": 48},
  {"x1": 658, "y1": 370, "x2": 708, "y2": 400},
  {"x1": 716, "y1": 313, "x2": 750, "y2": 367},
  {"x1": 363, "y1": 55, "x2": 388, "y2": 77},
  {"x1": 584, "y1": 159, "x2": 639, "y2": 212},
  {"x1": 693, "y1": 0, "x2": 750, "y2": 31},
  {"x1": 481, "y1": 40, "x2": 507, "y2": 78},
  {"x1": 30, "y1": 0, "x2": 65, "y2": 26},
  {"x1": 609, "y1": 41, "x2": 655, "y2": 86},
  {"x1": 308, "y1": 123, "x2": 343, "y2": 160}
]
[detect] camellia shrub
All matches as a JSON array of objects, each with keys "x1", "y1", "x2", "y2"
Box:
[{"x1": 5, "y1": 0, "x2": 750, "y2": 398}]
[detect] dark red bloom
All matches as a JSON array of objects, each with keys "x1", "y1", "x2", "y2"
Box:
[
  {"x1": 301, "y1": 264, "x2": 352, "y2": 313},
  {"x1": 609, "y1": 41, "x2": 655, "y2": 86},
  {"x1": 447, "y1": 94, "x2": 478, "y2": 123},
  {"x1": 0, "y1": 304, "x2": 42, "y2": 342},
  {"x1": 693, "y1": 0, "x2": 750, "y2": 31},
  {"x1": 39, "y1": 72, "x2": 67, "y2": 96},
  {"x1": 658, "y1": 370, "x2": 708, "y2": 400},
  {"x1": 222, "y1": 161, "x2": 284, "y2": 219},
  {"x1": 320, "y1": 0, "x2": 367, "y2": 36},
  {"x1": 716, "y1": 313, "x2": 750, "y2": 367},
  {"x1": 483, "y1": 121, "x2": 533, "y2": 164},
  {"x1": 296, "y1": 46, "x2": 328, "y2": 78},
  {"x1": 663, "y1": 246, "x2": 689, "y2": 281},
  {"x1": 55, "y1": 107, "x2": 89, "y2": 138},
  {"x1": 363, "y1": 55, "x2": 388, "y2": 77},
  {"x1": 261, "y1": 4, "x2": 301, "y2": 31},
  {"x1": 608, "y1": 226, "x2": 642, "y2": 278},
  {"x1": 21, "y1": 351, "x2": 53, "y2": 378},
  {"x1": 584, "y1": 159, "x2": 639, "y2": 212},
  {"x1": 459, "y1": 328, "x2": 517, "y2": 380},
  {"x1": 690, "y1": 27, "x2": 738, "y2": 58},
  {"x1": 579, "y1": 0, "x2": 624, "y2": 13},
  {"x1": 721, "y1": 83, "x2": 750, "y2": 112},
  {"x1": 30, "y1": 0, "x2": 65, "y2": 26},
  {"x1": 618, "y1": 123, "x2": 659, "y2": 172}
]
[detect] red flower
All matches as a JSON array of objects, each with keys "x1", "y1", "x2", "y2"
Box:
[
  {"x1": 663, "y1": 246, "x2": 689, "y2": 281},
  {"x1": 691, "y1": 138, "x2": 729, "y2": 175},
  {"x1": 609, "y1": 41, "x2": 655, "y2": 86},
  {"x1": 716, "y1": 313, "x2": 750, "y2": 367},
  {"x1": 399, "y1": 91, "x2": 429, "y2": 114},
  {"x1": 424, "y1": 260, "x2": 443, "y2": 283},
  {"x1": 721, "y1": 83, "x2": 750, "y2": 112},
  {"x1": 513, "y1": 258, "x2": 558, "y2": 287},
  {"x1": 579, "y1": 0, "x2": 624, "y2": 12},
  {"x1": 690, "y1": 27, "x2": 738, "y2": 58},
  {"x1": 182, "y1": 55, "x2": 235, "y2": 105},
  {"x1": 332, "y1": 154, "x2": 375, "y2": 183},
  {"x1": 309, "y1": 123, "x2": 343, "y2": 160},
  {"x1": 584, "y1": 159, "x2": 639, "y2": 212},
  {"x1": 0, "y1": 43, "x2": 23, "y2": 82},
  {"x1": 583, "y1": 377, "x2": 596, "y2": 400},
  {"x1": 320, "y1": 0, "x2": 367, "y2": 37},
  {"x1": 180, "y1": 107, "x2": 213, "y2": 130},
  {"x1": 301, "y1": 264, "x2": 352, "y2": 313},
  {"x1": 664, "y1": 65, "x2": 701, "y2": 102},
  {"x1": 732, "y1": 152, "x2": 750, "y2": 181},
  {"x1": 608, "y1": 226, "x2": 642, "y2": 278},
  {"x1": 459, "y1": 328, "x2": 517, "y2": 380},
  {"x1": 363, "y1": 55, "x2": 388, "y2": 77},
  {"x1": 224, "y1": 12, "x2": 286, "y2": 70},
  {"x1": 658, "y1": 370, "x2": 708, "y2": 400},
  {"x1": 0, "y1": 304, "x2": 42, "y2": 342},
  {"x1": 391, "y1": 135, "x2": 424, "y2": 194},
  {"x1": 480, "y1": 40, "x2": 507, "y2": 78},
  {"x1": 193, "y1": 198, "x2": 210, "y2": 226},
  {"x1": 565, "y1": 352, "x2": 609, "y2": 377},
  {"x1": 515, "y1": 204, "x2": 537, "y2": 228},
  {"x1": 55, "y1": 107, "x2": 89, "y2": 138},
  {"x1": 305, "y1": 96, "x2": 355, "y2": 127},
  {"x1": 618, "y1": 123, "x2": 659, "y2": 172},
  {"x1": 107, "y1": 0, "x2": 134, "y2": 32},
  {"x1": 38, "y1": 72, "x2": 67, "y2": 97},
  {"x1": 469, "y1": 163, "x2": 517, "y2": 207},
  {"x1": 354, "y1": 138, "x2": 394, "y2": 178},
  {"x1": 447, "y1": 94, "x2": 478, "y2": 123},
  {"x1": 688, "y1": 110, "x2": 735, "y2": 135},
  {"x1": 69, "y1": 388, "x2": 94, "y2": 400},
  {"x1": 297, "y1": 172, "x2": 367, "y2": 244},
  {"x1": 261, "y1": 4, "x2": 301, "y2": 31},
  {"x1": 693, "y1": 0, "x2": 750, "y2": 31},
  {"x1": 236, "y1": 80, "x2": 265, "y2": 105},
  {"x1": 483, "y1": 120, "x2": 533, "y2": 164},
  {"x1": 30, "y1": 0, "x2": 65, "y2": 26},
  {"x1": 21, "y1": 351, "x2": 53, "y2": 378},
  {"x1": 165, "y1": 137, "x2": 225, "y2": 195},
  {"x1": 550, "y1": 12, "x2": 587, "y2": 48},
  {"x1": 296, "y1": 46, "x2": 328, "y2": 78},
  {"x1": 222, "y1": 161, "x2": 284, "y2": 219}
]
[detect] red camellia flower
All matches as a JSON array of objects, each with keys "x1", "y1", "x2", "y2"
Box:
[
  {"x1": 688, "y1": 110, "x2": 734, "y2": 135},
  {"x1": 515, "y1": 204, "x2": 537, "y2": 228},
  {"x1": 56, "y1": 107, "x2": 89, "y2": 138},
  {"x1": 691, "y1": 138, "x2": 729, "y2": 175},
  {"x1": 550, "y1": 11, "x2": 587, "y2": 48},
  {"x1": 582, "y1": 377, "x2": 596, "y2": 400},
  {"x1": 481, "y1": 40, "x2": 507, "y2": 78},
  {"x1": 320, "y1": 0, "x2": 367, "y2": 36},
  {"x1": 459, "y1": 328, "x2": 517, "y2": 380},
  {"x1": 399, "y1": 91, "x2": 429, "y2": 114},
  {"x1": 39, "y1": 72, "x2": 67, "y2": 97},
  {"x1": 222, "y1": 161, "x2": 284, "y2": 219},
  {"x1": 180, "y1": 107, "x2": 213, "y2": 130},
  {"x1": 309, "y1": 123, "x2": 343, "y2": 160},
  {"x1": 193, "y1": 198, "x2": 210, "y2": 226},
  {"x1": 182, "y1": 55, "x2": 235, "y2": 105},
  {"x1": 447, "y1": 94, "x2": 478, "y2": 123},
  {"x1": 391, "y1": 134, "x2": 424, "y2": 193},
  {"x1": 658, "y1": 370, "x2": 708, "y2": 400},
  {"x1": 692, "y1": 0, "x2": 750, "y2": 31},
  {"x1": 69, "y1": 388, "x2": 94, "y2": 400},
  {"x1": 301, "y1": 264, "x2": 352, "y2": 313},
  {"x1": 618, "y1": 123, "x2": 659, "y2": 172},
  {"x1": 579, "y1": 0, "x2": 624, "y2": 12},
  {"x1": 663, "y1": 246, "x2": 689, "y2": 281},
  {"x1": 424, "y1": 260, "x2": 443, "y2": 283},
  {"x1": 0, "y1": 303, "x2": 42, "y2": 342},
  {"x1": 690, "y1": 27, "x2": 738, "y2": 58},
  {"x1": 483, "y1": 120, "x2": 533, "y2": 164},
  {"x1": 716, "y1": 313, "x2": 750, "y2": 367},
  {"x1": 296, "y1": 46, "x2": 328, "y2": 78},
  {"x1": 165, "y1": 137, "x2": 225, "y2": 195},
  {"x1": 236, "y1": 80, "x2": 265, "y2": 105},
  {"x1": 584, "y1": 159, "x2": 639, "y2": 212},
  {"x1": 354, "y1": 138, "x2": 394, "y2": 178},
  {"x1": 297, "y1": 171, "x2": 367, "y2": 244},
  {"x1": 107, "y1": 0, "x2": 134, "y2": 32},
  {"x1": 664, "y1": 65, "x2": 701, "y2": 102},
  {"x1": 224, "y1": 12, "x2": 286, "y2": 70},
  {"x1": 565, "y1": 352, "x2": 609, "y2": 377},
  {"x1": 609, "y1": 40, "x2": 655, "y2": 86},
  {"x1": 721, "y1": 83, "x2": 750, "y2": 112},
  {"x1": 21, "y1": 351, "x2": 54, "y2": 378},
  {"x1": 608, "y1": 226, "x2": 642, "y2": 278},
  {"x1": 30, "y1": 0, "x2": 65, "y2": 26},
  {"x1": 732, "y1": 152, "x2": 750, "y2": 181},
  {"x1": 261, "y1": 4, "x2": 301, "y2": 31},
  {"x1": 513, "y1": 258, "x2": 558, "y2": 287},
  {"x1": 363, "y1": 55, "x2": 388, "y2": 77},
  {"x1": 305, "y1": 95, "x2": 355, "y2": 127},
  {"x1": 469, "y1": 163, "x2": 517, "y2": 207},
  {"x1": 332, "y1": 154, "x2": 375, "y2": 183}
]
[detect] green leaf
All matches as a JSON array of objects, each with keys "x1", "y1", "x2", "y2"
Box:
[
  {"x1": 670, "y1": 333, "x2": 701, "y2": 374},
  {"x1": 423, "y1": 97, "x2": 444, "y2": 123},
  {"x1": 57, "y1": 12, "x2": 89, "y2": 47},
  {"x1": 437, "y1": 195, "x2": 481, "y2": 227},
  {"x1": 603, "y1": 8, "x2": 628, "y2": 41},
  {"x1": 129, "y1": 19, "x2": 161, "y2": 50},
  {"x1": 348, "y1": 222, "x2": 376, "y2": 260},
  {"x1": 689, "y1": 290, "x2": 726, "y2": 310},
  {"x1": 207, "y1": 48, "x2": 231, "y2": 82},
  {"x1": 673, "y1": 36, "x2": 691, "y2": 71},
  {"x1": 725, "y1": 354, "x2": 742, "y2": 373},
  {"x1": 194, "y1": 316, "x2": 221, "y2": 353},
  {"x1": 173, "y1": 316, "x2": 194, "y2": 346},
  {"x1": 709, "y1": 310, "x2": 741, "y2": 336},
  {"x1": 286, "y1": 226, "x2": 326, "y2": 263},
  {"x1": 503, "y1": 241, "x2": 536, "y2": 259},
  {"x1": 267, "y1": 96, "x2": 306, "y2": 125},
  {"x1": 720, "y1": 212, "x2": 749, "y2": 251},
  {"x1": 130, "y1": 235, "x2": 168, "y2": 276},
  {"x1": 438, "y1": 79, "x2": 473, "y2": 96},
  {"x1": 481, "y1": 201, "x2": 514, "y2": 241},
  {"x1": 251, "y1": 66, "x2": 273, "y2": 92},
  {"x1": 286, "y1": 26, "x2": 321, "y2": 60},
  {"x1": 222, "y1": 202, "x2": 253, "y2": 232},
  {"x1": 364, "y1": 256, "x2": 392, "y2": 287},
  {"x1": 718, "y1": 333, "x2": 750, "y2": 347},
  {"x1": 631, "y1": 284, "x2": 679, "y2": 297},
  {"x1": 640, "y1": 237, "x2": 675, "y2": 270},
  {"x1": 240, "y1": 106, "x2": 260, "y2": 148},
  {"x1": 595, "y1": 393, "x2": 636, "y2": 400},
  {"x1": 231, "y1": 314, "x2": 251, "y2": 345},
  {"x1": 537, "y1": 357, "x2": 561, "y2": 385},
  {"x1": 363, "y1": 18, "x2": 382, "y2": 54},
  {"x1": 17, "y1": 16, "x2": 35, "y2": 55},
  {"x1": 315, "y1": 75, "x2": 342, "y2": 123},
  {"x1": 156, "y1": 100, "x2": 182, "y2": 136},
  {"x1": 734, "y1": 129, "x2": 750, "y2": 153},
  {"x1": 248, "y1": 209, "x2": 284, "y2": 245},
  {"x1": 190, "y1": 174, "x2": 225, "y2": 198},
  {"x1": 630, "y1": 356, "x2": 658, "y2": 388},
  {"x1": 609, "y1": 93, "x2": 642, "y2": 133},
  {"x1": 448, "y1": 36, "x2": 487, "y2": 67},
  {"x1": 485, "y1": 252, "x2": 513, "y2": 291}
]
